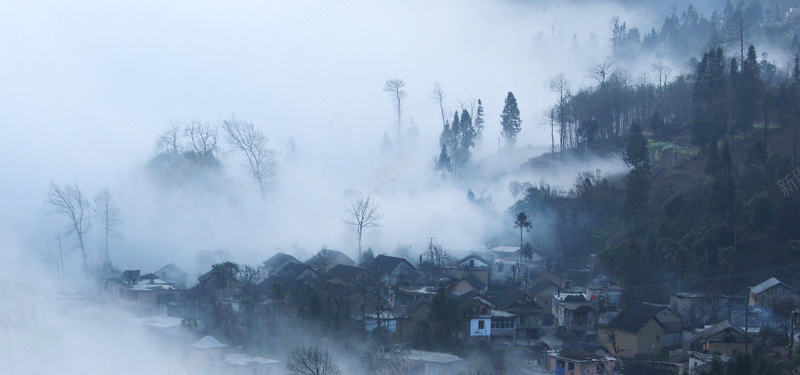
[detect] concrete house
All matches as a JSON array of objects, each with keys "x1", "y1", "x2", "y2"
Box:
[
  {"x1": 586, "y1": 275, "x2": 623, "y2": 309},
  {"x1": 552, "y1": 293, "x2": 597, "y2": 332},
  {"x1": 104, "y1": 270, "x2": 179, "y2": 314},
  {"x1": 456, "y1": 254, "x2": 490, "y2": 286},
  {"x1": 599, "y1": 303, "x2": 682, "y2": 359},
  {"x1": 670, "y1": 292, "x2": 730, "y2": 328}
]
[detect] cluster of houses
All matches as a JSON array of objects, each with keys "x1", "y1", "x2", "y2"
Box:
[{"x1": 101, "y1": 246, "x2": 800, "y2": 375}]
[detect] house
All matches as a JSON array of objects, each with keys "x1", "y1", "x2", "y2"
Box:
[
  {"x1": 153, "y1": 263, "x2": 189, "y2": 287},
  {"x1": 494, "y1": 288, "x2": 543, "y2": 340},
  {"x1": 545, "y1": 349, "x2": 615, "y2": 375},
  {"x1": 669, "y1": 292, "x2": 730, "y2": 328},
  {"x1": 552, "y1": 293, "x2": 597, "y2": 332},
  {"x1": 457, "y1": 254, "x2": 490, "y2": 269},
  {"x1": 527, "y1": 266, "x2": 565, "y2": 288},
  {"x1": 689, "y1": 320, "x2": 751, "y2": 357},
  {"x1": 394, "y1": 286, "x2": 437, "y2": 307},
  {"x1": 458, "y1": 290, "x2": 496, "y2": 339},
  {"x1": 273, "y1": 262, "x2": 313, "y2": 279},
  {"x1": 256, "y1": 275, "x2": 309, "y2": 304},
  {"x1": 599, "y1": 303, "x2": 682, "y2": 359},
  {"x1": 408, "y1": 350, "x2": 466, "y2": 375},
  {"x1": 450, "y1": 274, "x2": 487, "y2": 295},
  {"x1": 528, "y1": 279, "x2": 563, "y2": 324},
  {"x1": 396, "y1": 297, "x2": 430, "y2": 338},
  {"x1": 104, "y1": 270, "x2": 179, "y2": 314},
  {"x1": 456, "y1": 254, "x2": 490, "y2": 286},
  {"x1": 258, "y1": 252, "x2": 300, "y2": 280},
  {"x1": 327, "y1": 264, "x2": 370, "y2": 285},
  {"x1": 370, "y1": 346, "x2": 465, "y2": 375},
  {"x1": 490, "y1": 259, "x2": 518, "y2": 285},
  {"x1": 371, "y1": 254, "x2": 417, "y2": 286},
  {"x1": 306, "y1": 248, "x2": 356, "y2": 272},
  {"x1": 749, "y1": 277, "x2": 800, "y2": 308},
  {"x1": 586, "y1": 275, "x2": 623, "y2": 309},
  {"x1": 182, "y1": 335, "x2": 282, "y2": 375}
]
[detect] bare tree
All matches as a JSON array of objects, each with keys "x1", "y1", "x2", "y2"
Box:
[
  {"x1": 155, "y1": 123, "x2": 183, "y2": 154},
  {"x1": 422, "y1": 241, "x2": 448, "y2": 282},
  {"x1": 47, "y1": 182, "x2": 91, "y2": 277},
  {"x1": 222, "y1": 116, "x2": 277, "y2": 200},
  {"x1": 93, "y1": 187, "x2": 121, "y2": 268},
  {"x1": 430, "y1": 82, "x2": 447, "y2": 129},
  {"x1": 54, "y1": 232, "x2": 65, "y2": 288},
  {"x1": 286, "y1": 345, "x2": 343, "y2": 375},
  {"x1": 726, "y1": 10, "x2": 750, "y2": 65},
  {"x1": 383, "y1": 78, "x2": 407, "y2": 142},
  {"x1": 651, "y1": 62, "x2": 672, "y2": 113},
  {"x1": 549, "y1": 73, "x2": 569, "y2": 154},
  {"x1": 344, "y1": 196, "x2": 382, "y2": 258},
  {"x1": 586, "y1": 60, "x2": 614, "y2": 86},
  {"x1": 183, "y1": 120, "x2": 219, "y2": 154}
]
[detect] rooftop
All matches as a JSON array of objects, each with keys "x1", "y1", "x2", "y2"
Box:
[
  {"x1": 193, "y1": 335, "x2": 226, "y2": 349},
  {"x1": 408, "y1": 350, "x2": 464, "y2": 364},
  {"x1": 226, "y1": 353, "x2": 280, "y2": 366}
]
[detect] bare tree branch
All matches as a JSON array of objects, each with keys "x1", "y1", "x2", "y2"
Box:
[
  {"x1": 286, "y1": 345, "x2": 343, "y2": 375},
  {"x1": 47, "y1": 182, "x2": 91, "y2": 277},
  {"x1": 343, "y1": 195, "x2": 382, "y2": 258},
  {"x1": 384, "y1": 78, "x2": 407, "y2": 142},
  {"x1": 222, "y1": 116, "x2": 278, "y2": 200},
  {"x1": 93, "y1": 187, "x2": 121, "y2": 268}
]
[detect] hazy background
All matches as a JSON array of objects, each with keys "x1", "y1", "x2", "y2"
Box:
[{"x1": 0, "y1": 0, "x2": 667, "y2": 277}]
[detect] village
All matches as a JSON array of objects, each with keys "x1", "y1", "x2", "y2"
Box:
[{"x1": 101, "y1": 244, "x2": 800, "y2": 375}]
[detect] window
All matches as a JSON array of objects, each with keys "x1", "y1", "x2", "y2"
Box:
[
  {"x1": 470, "y1": 259, "x2": 475, "y2": 267},
  {"x1": 478, "y1": 320, "x2": 485, "y2": 330},
  {"x1": 491, "y1": 317, "x2": 515, "y2": 329},
  {"x1": 497, "y1": 264, "x2": 504, "y2": 272}
]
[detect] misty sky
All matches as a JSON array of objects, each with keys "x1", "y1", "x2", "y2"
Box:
[{"x1": 0, "y1": 0, "x2": 664, "y2": 276}]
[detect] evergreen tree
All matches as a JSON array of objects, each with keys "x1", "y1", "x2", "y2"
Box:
[
  {"x1": 624, "y1": 124, "x2": 650, "y2": 213},
  {"x1": 501, "y1": 92, "x2": 522, "y2": 148},
  {"x1": 474, "y1": 99, "x2": 485, "y2": 140}
]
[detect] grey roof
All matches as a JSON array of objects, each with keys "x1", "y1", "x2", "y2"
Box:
[
  {"x1": 262, "y1": 252, "x2": 300, "y2": 269},
  {"x1": 401, "y1": 297, "x2": 430, "y2": 316},
  {"x1": 495, "y1": 289, "x2": 526, "y2": 310},
  {"x1": 530, "y1": 279, "x2": 560, "y2": 295},
  {"x1": 327, "y1": 264, "x2": 368, "y2": 282},
  {"x1": 696, "y1": 320, "x2": 747, "y2": 342},
  {"x1": 457, "y1": 254, "x2": 490, "y2": 267},
  {"x1": 155, "y1": 263, "x2": 188, "y2": 279},
  {"x1": 306, "y1": 249, "x2": 355, "y2": 270},
  {"x1": 452, "y1": 274, "x2": 486, "y2": 292},
  {"x1": 275, "y1": 262, "x2": 311, "y2": 279},
  {"x1": 372, "y1": 254, "x2": 416, "y2": 275},
  {"x1": 193, "y1": 335, "x2": 227, "y2": 349},
  {"x1": 750, "y1": 277, "x2": 798, "y2": 295},
  {"x1": 550, "y1": 349, "x2": 611, "y2": 362},
  {"x1": 608, "y1": 303, "x2": 671, "y2": 333},
  {"x1": 587, "y1": 275, "x2": 621, "y2": 290}
]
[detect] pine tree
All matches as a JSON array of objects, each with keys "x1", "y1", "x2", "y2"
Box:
[
  {"x1": 474, "y1": 99, "x2": 485, "y2": 141},
  {"x1": 501, "y1": 92, "x2": 522, "y2": 148}
]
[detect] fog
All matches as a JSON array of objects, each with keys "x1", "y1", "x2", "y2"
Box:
[{"x1": 0, "y1": 0, "x2": 669, "y2": 372}]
